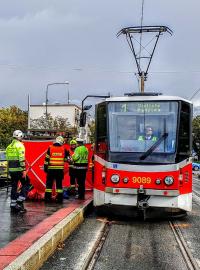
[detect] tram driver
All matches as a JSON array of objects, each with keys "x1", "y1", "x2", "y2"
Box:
[
  {"x1": 138, "y1": 126, "x2": 158, "y2": 142},
  {"x1": 137, "y1": 125, "x2": 176, "y2": 153}
]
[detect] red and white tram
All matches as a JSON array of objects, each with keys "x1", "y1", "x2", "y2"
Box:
[{"x1": 93, "y1": 93, "x2": 192, "y2": 215}]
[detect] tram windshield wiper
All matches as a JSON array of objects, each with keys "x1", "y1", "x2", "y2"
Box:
[{"x1": 140, "y1": 132, "x2": 168, "y2": 161}]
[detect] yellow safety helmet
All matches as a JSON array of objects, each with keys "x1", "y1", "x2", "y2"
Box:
[{"x1": 70, "y1": 139, "x2": 77, "y2": 145}]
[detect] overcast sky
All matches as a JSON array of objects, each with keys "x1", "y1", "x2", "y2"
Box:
[{"x1": 0, "y1": 0, "x2": 200, "y2": 109}]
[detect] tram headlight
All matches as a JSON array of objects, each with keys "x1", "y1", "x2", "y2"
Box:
[
  {"x1": 164, "y1": 176, "x2": 174, "y2": 186},
  {"x1": 111, "y1": 174, "x2": 120, "y2": 183}
]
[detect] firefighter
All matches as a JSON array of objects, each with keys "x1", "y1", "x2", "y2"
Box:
[
  {"x1": 44, "y1": 136, "x2": 70, "y2": 203},
  {"x1": 6, "y1": 130, "x2": 28, "y2": 213},
  {"x1": 72, "y1": 138, "x2": 88, "y2": 200},
  {"x1": 68, "y1": 139, "x2": 77, "y2": 195}
]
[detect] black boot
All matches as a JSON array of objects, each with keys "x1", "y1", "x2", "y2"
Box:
[
  {"x1": 10, "y1": 204, "x2": 22, "y2": 213},
  {"x1": 44, "y1": 192, "x2": 52, "y2": 202},
  {"x1": 56, "y1": 193, "x2": 63, "y2": 203},
  {"x1": 17, "y1": 201, "x2": 27, "y2": 213}
]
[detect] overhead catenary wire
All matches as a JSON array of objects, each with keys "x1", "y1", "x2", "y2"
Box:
[
  {"x1": 0, "y1": 62, "x2": 200, "y2": 75},
  {"x1": 189, "y1": 88, "x2": 200, "y2": 100}
]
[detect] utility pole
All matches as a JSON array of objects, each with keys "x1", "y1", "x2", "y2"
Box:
[{"x1": 140, "y1": 72, "x2": 145, "y2": 93}]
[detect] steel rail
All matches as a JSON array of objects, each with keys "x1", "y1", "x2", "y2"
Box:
[
  {"x1": 192, "y1": 184, "x2": 200, "y2": 191},
  {"x1": 192, "y1": 178, "x2": 200, "y2": 185},
  {"x1": 169, "y1": 221, "x2": 200, "y2": 270},
  {"x1": 192, "y1": 177, "x2": 200, "y2": 197},
  {"x1": 82, "y1": 221, "x2": 111, "y2": 270},
  {"x1": 192, "y1": 190, "x2": 200, "y2": 201}
]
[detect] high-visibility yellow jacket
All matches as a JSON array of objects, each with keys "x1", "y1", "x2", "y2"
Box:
[
  {"x1": 72, "y1": 145, "x2": 88, "y2": 169},
  {"x1": 6, "y1": 139, "x2": 25, "y2": 172},
  {"x1": 138, "y1": 135, "x2": 157, "y2": 142}
]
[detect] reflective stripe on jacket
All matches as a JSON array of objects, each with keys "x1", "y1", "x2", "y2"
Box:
[
  {"x1": 6, "y1": 139, "x2": 25, "y2": 172},
  {"x1": 44, "y1": 143, "x2": 70, "y2": 170},
  {"x1": 138, "y1": 135, "x2": 157, "y2": 142},
  {"x1": 48, "y1": 145, "x2": 65, "y2": 169}
]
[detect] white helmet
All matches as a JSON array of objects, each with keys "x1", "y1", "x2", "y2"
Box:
[
  {"x1": 13, "y1": 130, "x2": 24, "y2": 140},
  {"x1": 76, "y1": 138, "x2": 84, "y2": 143},
  {"x1": 55, "y1": 136, "x2": 64, "y2": 145}
]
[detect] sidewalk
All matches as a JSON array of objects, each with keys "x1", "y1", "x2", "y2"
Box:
[{"x1": 0, "y1": 189, "x2": 93, "y2": 270}]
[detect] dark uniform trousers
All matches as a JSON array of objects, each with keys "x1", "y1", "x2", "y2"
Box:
[
  {"x1": 75, "y1": 169, "x2": 87, "y2": 199},
  {"x1": 69, "y1": 167, "x2": 76, "y2": 186},
  {"x1": 45, "y1": 170, "x2": 64, "y2": 202},
  {"x1": 10, "y1": 171, "x2": 29, "y2": 204}
]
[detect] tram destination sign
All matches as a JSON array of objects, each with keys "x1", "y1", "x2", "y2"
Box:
[{"x1": 119, "y1": 102, "x2": 172, "y2": 114}]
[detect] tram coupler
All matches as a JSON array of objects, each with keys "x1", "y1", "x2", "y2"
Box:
[
  {"x1": 137, "y1": 187, "x2": 150, "y2": 210},
  {"x1": 137, "y1": 200, "x2": 149, "y2": 209}
]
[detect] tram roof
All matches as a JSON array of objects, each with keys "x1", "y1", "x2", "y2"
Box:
[{"x1": 102, "y1": 95, "x2": 192, "y2": 104}]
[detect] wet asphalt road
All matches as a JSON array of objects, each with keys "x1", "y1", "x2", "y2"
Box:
[
  {"x1": 40, "y1": 174, "x2": 200, "y2": 270},
  {"x1": 0, "y1": 187, "x2": 72, "y2": 249}
]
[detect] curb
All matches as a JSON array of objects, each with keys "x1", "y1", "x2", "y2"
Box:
[{"x1": 3, "y1": 198, "x2": 93, "y2": 270}]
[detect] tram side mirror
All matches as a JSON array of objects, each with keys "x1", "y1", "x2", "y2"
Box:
[
  {"x1": 80, "y1": 105, "x2": 92, "y2": 127},
  {"x1": 80, "y1": 111, "x2": 86, "y2": 127},
  {"x1": 83, "y1": 105, "x2": 92, "y2": 111}
]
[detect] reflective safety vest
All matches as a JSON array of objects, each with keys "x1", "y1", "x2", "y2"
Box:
[
  {"x1": 6, "y1": 139, "x2": 25, "y2": 172},
  {"x1": 138, "y1": 135, "x2": 157, "y2": 142},
  {"x1": 48, "y1": 145, "x2": 65, "y2": 170}
]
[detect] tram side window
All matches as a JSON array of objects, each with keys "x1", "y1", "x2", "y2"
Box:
[
  {"x1": 96, "y1": 103, "x2": 107, "y2": 153},
  {"x1": 178, "y1": 102, "x2": 191, "y2": 155}
]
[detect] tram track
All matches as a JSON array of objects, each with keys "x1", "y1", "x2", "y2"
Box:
[
  {"x1": 193, "y1": 184, "x2": 200, "y2": 191},
  {"x1": 193, "y1": 180, "x2": 200, "y2": 188},
  {"x1": 191, "y1": 176, "x2": 200, "y2": 204},
  {"x1": 80, "y1": 217, "x2": 200, "y2": 270},
  {"x1": 193, "y1": 189, "x2": 200, "y2": 197},
  {"x1": 83, "y1": 221, "x2": 110, "y2": 270},
  {"x1": 169, "y1": 220, "x2": 199, "y2": 270},
  {"x1": 192, "y1": 191, "x2": 200, "y2": 206}
]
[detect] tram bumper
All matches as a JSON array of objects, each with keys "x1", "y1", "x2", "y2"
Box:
[{"x1": 93, "y1": 188, "x2": 192, "y2": 212}]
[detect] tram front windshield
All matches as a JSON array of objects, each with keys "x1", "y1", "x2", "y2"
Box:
[{"x1": 108, "y1": 101, "x2": 178, "y2": 163}]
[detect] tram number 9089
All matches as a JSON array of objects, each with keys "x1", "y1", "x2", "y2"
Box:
[{"x1": 132, "y1": 177, "x2": 151, "y2": 184}]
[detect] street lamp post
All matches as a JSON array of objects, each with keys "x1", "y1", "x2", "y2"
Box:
[{"x1": 45, "y1": 81, "x2": 69, "y2": 122}]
